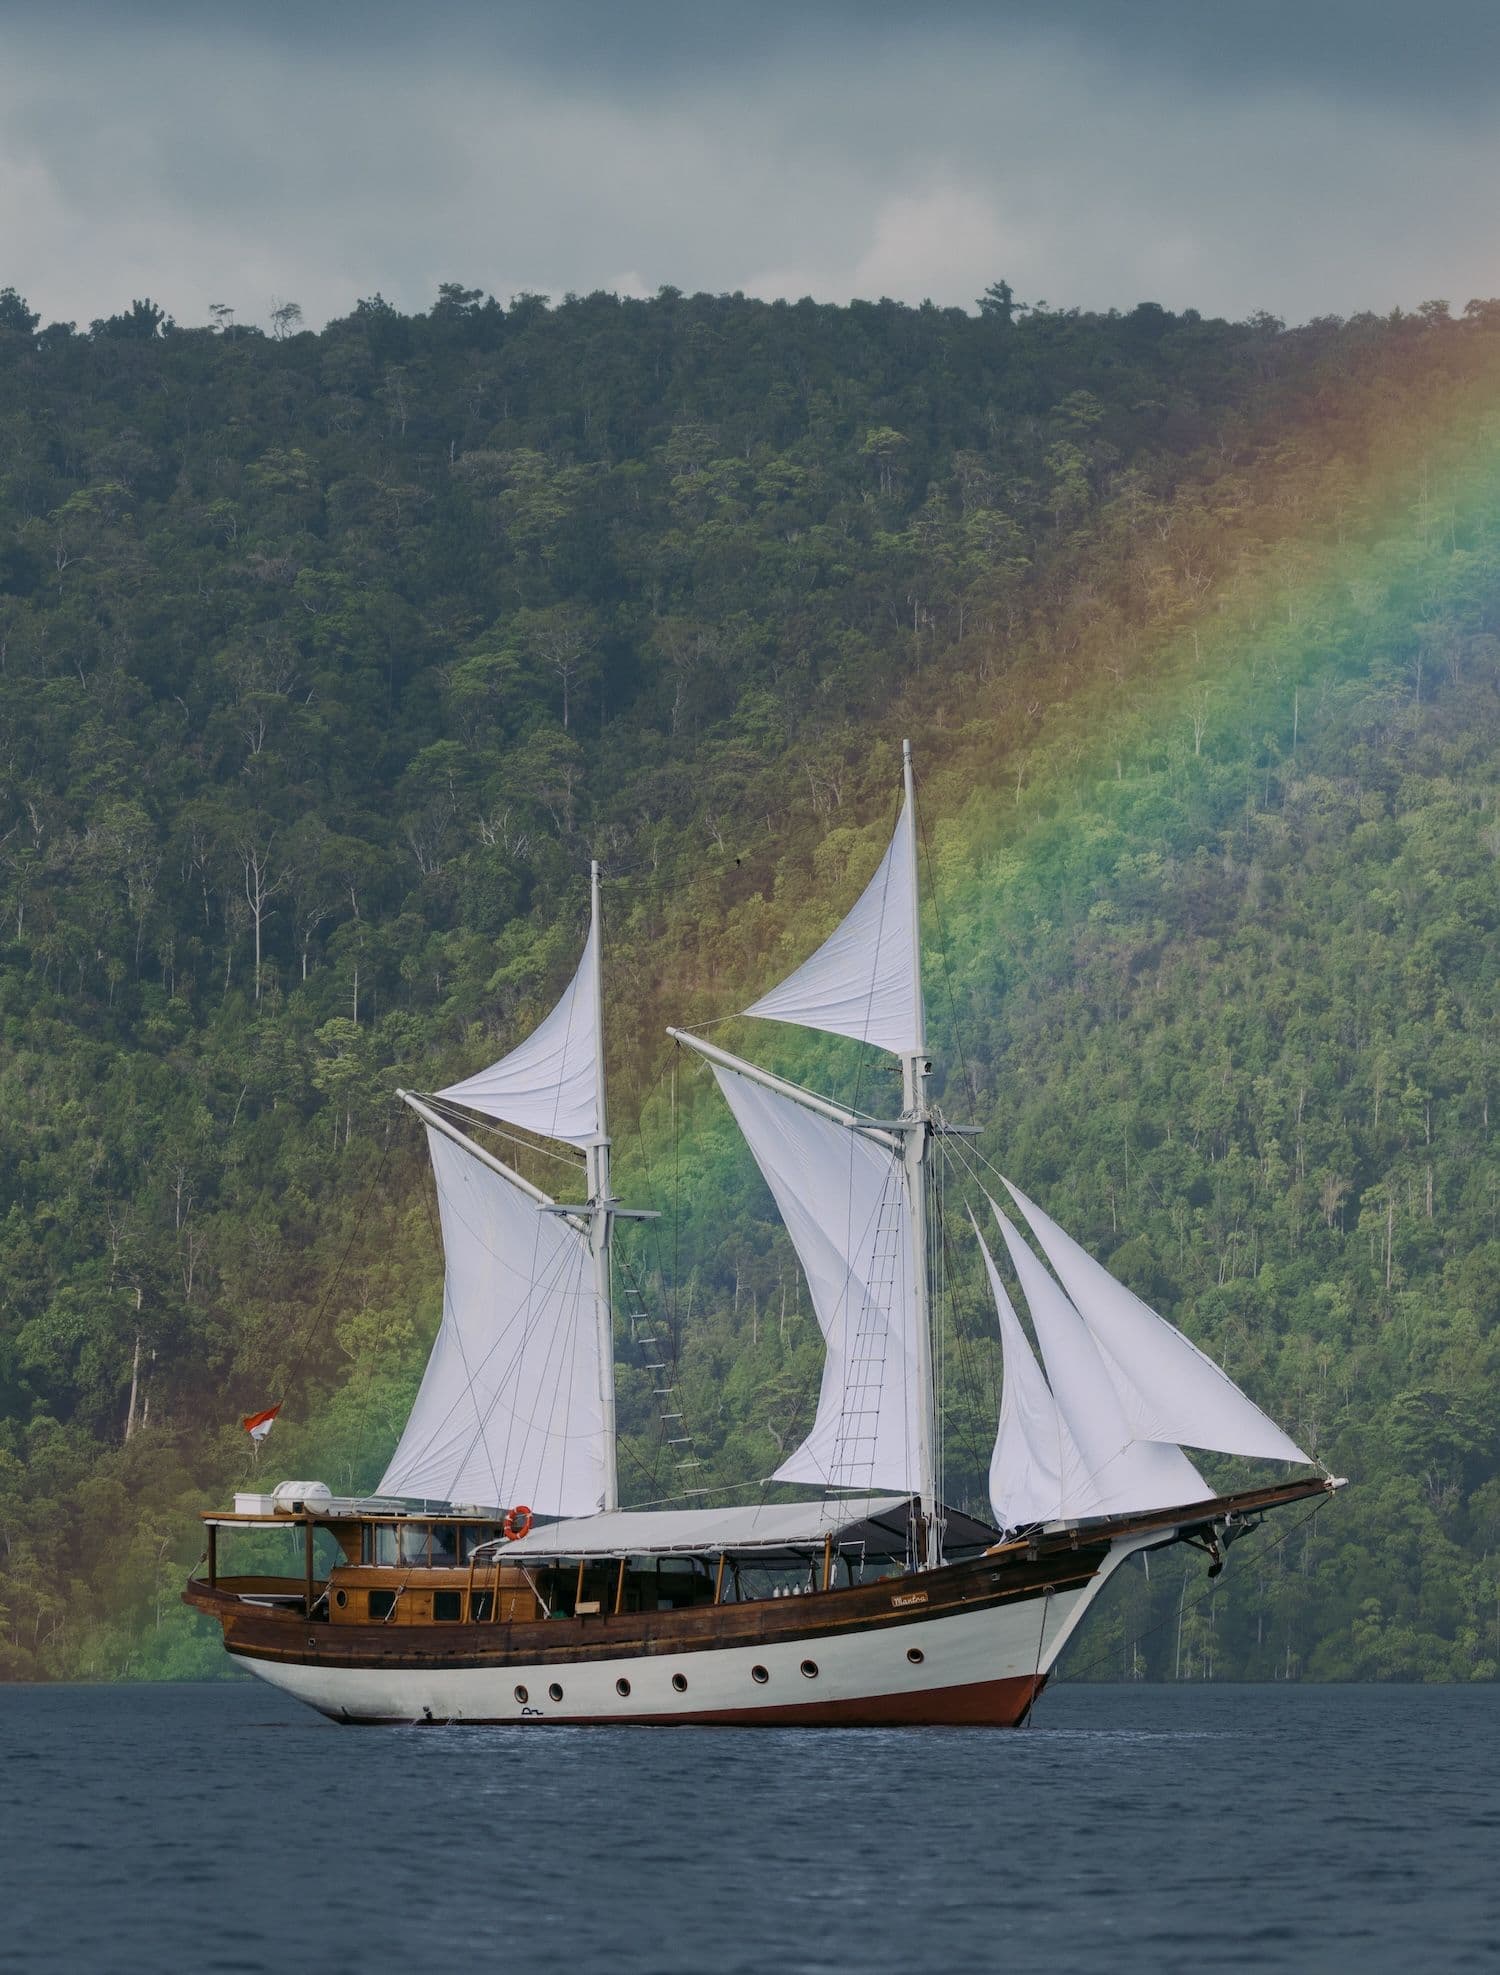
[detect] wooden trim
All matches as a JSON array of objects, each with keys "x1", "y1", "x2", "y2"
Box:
[
  {"x1": 184, "y1": 1476, "x2": 1340, "y2": 1676},
  {"x1": 186, "y1": 1546, "x2": 1101, "y2": 1675}
]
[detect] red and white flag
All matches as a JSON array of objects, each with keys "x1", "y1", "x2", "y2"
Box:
[{"x1": 241, "y1": 1404, "x2": 281, "y2": 1444}]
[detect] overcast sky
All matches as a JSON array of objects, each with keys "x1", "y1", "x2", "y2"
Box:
[{"x1": 3, "y1": 1, "x2": 1497, "y2": 331}]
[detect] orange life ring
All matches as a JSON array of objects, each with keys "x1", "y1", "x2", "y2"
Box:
[{"x1": 503, "y1": 1504, "x2": 533, "y2": 1542}]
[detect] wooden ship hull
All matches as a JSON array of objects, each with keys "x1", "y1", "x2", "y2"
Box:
[{"x1": 184, "y1": 1478, "x2": 1333, "y2": 1727}]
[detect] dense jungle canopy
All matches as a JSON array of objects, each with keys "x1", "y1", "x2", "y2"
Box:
[{"x1": 0, "y1": 280, "x2": 1494, "y2": 1681}]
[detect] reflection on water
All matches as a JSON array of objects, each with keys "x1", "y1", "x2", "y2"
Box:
[{"x1": 7, "y1": 1681, "x2": 1497, "y2": 1974}]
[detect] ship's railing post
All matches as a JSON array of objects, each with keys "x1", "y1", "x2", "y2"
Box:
[
  {"x1": 207, "y1": 1523, "x2": 217, "y2": 1589},
  {"x1": 303, "y1": 1516, "x2": 314, "y2": 1617}
]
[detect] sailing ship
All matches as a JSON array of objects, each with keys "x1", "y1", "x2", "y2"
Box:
[{"x1": 185, "y1": 743, "x2": 1341, "y2": 1725}]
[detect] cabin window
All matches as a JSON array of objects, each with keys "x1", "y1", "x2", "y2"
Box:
[
  {"x1": 373, "y1": 1526, "x2": 399, "y2": 1566},
  {"x1": 906, "y1": 1647, "x2": 924, "y2": 1665},
  {"x1": 514, "y1": 1685, "x2": 529, "y2": 1704},
  {"x1": 460, "y1": 1525, "x2": 500, "y2": 1561},
  {"x1": 429, "y1": 1525, "x2": 459, "y2": 1568},
  {"x1": 470, "y1": 1591, "x2": 494, "y2": 1622},
  {"x1": 800, "y1": 1660, "x2": 819, "y2": 1679},
  {"x1": 433, "y1": 1591, "x2": 462, "y2": 1621},
  {"x1": 548, "y1": 1682, "x2": 564, "y2": 1702},
  {"x1": 334, "y1": 1590, "x2": 348, "y2": 1610},
  {"x1": 656, "y1": 1557, "x2": 712, "y2": 1611},
  {"x1": 616, "y1": 1678, "x2": 631, "y2": 1697},
  {"x1": 399, "y1": 1524, "x2": 430, "y2": 1566},
  {"x1": 368, "y1": 1590, "x2": 397, "y2": 1620},
  {"x1": 751, "y1": 1665, "x2": 769, "y2": 1685},
  {"x1": 671, "y1": 1673, "x2": 688, "y2": 1693}
]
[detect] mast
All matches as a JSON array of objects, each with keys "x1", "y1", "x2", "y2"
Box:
[
  {"x1": 584, "y1": 860, "x2": 619, "y2": 1513},
  {"x1": 898, "y1": 740, "x2": 939, "y2": 1565}
]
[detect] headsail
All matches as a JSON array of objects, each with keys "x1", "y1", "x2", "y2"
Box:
[
  {"x1": 708, "y1": 1055, "x2": 924, "y2": 1494},
  {"x1": 378, "y1": 1126, "x2": 607, "y2": 1514},
  {"x1": 989, "y1": 1200, "x2": 1211, "y2": 1516},
  {"x1": 743, "y1": 793, "x2": 924, "y2": 1056},
  {"x1": 972, "y1": 1212, "x2": 1097, "y2": 1529},
  {"x1": 438, "y1": 914, "x2": 601, "y2": 1146},
  {"x1": 1002, "y1": 1179, "x2": 1310, "y2": 1464}
]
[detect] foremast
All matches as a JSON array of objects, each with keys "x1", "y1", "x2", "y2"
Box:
[{"x1": 390, "y1": 860, "x2": 646, "y2": 1516}]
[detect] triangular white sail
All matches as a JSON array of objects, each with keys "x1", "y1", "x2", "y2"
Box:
[
  {"x1": 439, "y1": 914, "x2": 601, "y2": 1146},
  {"x1": 990, "y1": 1201, "x2": 1210, "y2": 1515},
  {"x1": 972, "y1": 1213, "x2": 1099, "y2": 1529},
  {"x1": 711, "y1": 1061, "x2": 923, "y2": 1493},
  {"x1": 379, "y1": 1128, "x2": 607, "y2": 1514},
  {"x1": 744, "y1": 795, "x2": 924, "y2": 1055},
  {"x1": 1002, "y1": 1180, "x2": 1310, "y2": 1465}
]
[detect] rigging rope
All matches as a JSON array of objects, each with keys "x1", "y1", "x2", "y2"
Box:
[
  {"x1": 1054, "y1": 1495, "x2": 1331, "y2": 1685},
  {"x1": 912, "y1": 758, "x2": 980, "y2": 1120},
  {"x1": 420, "y1": 1090, "x2": 586, "y2": 1174}
]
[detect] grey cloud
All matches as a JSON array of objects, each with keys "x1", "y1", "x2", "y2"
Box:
[
  {"x1": 2, "y1": 9, "x2": 1497, "y2": 334},
  {"x1": 27, "y1": 0, "x2": 1500, "y2": 108}
]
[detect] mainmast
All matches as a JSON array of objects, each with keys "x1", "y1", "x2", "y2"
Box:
[
  {"x1": 671, "y1": 739, "x2": 945, "y2": 1567},
  {"x1": 584, "y1": 860, "x2": 619, "y2": 1513},
  {"x1": 897, "y1": 740, "x2": 939, "y2": 1565}
]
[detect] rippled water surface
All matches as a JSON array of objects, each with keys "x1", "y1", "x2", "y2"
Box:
[{"x1": 6, "y1": 1680, "x2": 1496, "y2": 1973}]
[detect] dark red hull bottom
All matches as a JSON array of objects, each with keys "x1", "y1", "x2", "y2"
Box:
[{"x1": 327, "y1": 1672, "x2": 1048, "y2": 1729}]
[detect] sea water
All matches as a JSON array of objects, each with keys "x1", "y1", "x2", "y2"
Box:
[{"x1": 4, "y1": 1680, "x2": 1495, "y2": 1973}]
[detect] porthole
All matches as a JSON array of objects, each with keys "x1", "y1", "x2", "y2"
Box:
[
  {"x1": 671, "y1": 1672, "x2": 688, "y2": 1693},
  {"x1": 334, "y1": 1590, "x2": 347, "y2": 1609},
  {"x1": 514, "y1": 1684, "x2": 529, "y2": 1704},
  {"x1": 616, "y1": 1678, "x2": 631, "y2": 1698},
  {"x1": 751, "y1": 1664, "x2": 769, "y2": 1685},
  {"x1": 906, "y1": 1647, "x2": 924, "y2": 1666},
  {"x1": 800, "y1": 1660, "x2": 819, "y2": 1680},
  {"x1": 548, "y1": 1682, "x2": 564, "y2": 1702}
]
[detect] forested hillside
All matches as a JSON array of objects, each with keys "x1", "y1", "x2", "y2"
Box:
[{"x1": 0, "y1": 282, "x2": 1494, "y2": 1680}]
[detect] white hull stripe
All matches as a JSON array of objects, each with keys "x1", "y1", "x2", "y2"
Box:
[{"x1": 239, "y1": 1539, "x2": 1147, "y2": 1724}]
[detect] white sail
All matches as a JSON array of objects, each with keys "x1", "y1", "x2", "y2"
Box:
[
  {"x1": 379, "y1": 1128, "x2": 607, "y2": 1514},
  {"x1": 743, "y1": 794, "x2": 924, "y2": 1056},
  {"x1": 710, "y1": 1060, "x2": 924, "y2": 1493},
  {"x1": 439, "y1": 914, "x2": 600, "y2": 1146},
  {"x1": 972, "y1": 1213, "x2": 1099, "y2": 1529},
  {"x1": 989, "y1": 1201, "x2": 1210, "y2": 1515},
  {"x1": 1002, "y1": 1179, "x2": 1310, "y2": 1465}
]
